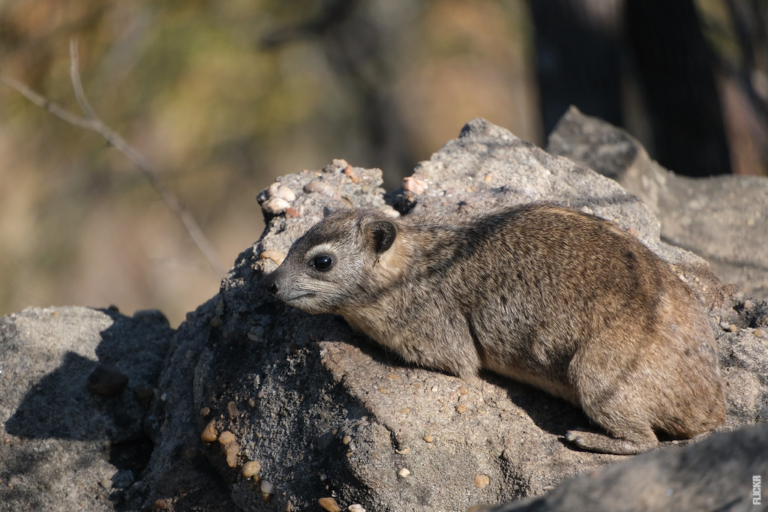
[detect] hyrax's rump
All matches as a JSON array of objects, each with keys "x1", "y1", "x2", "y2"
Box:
[{"x1": 264, "y1": 204, "x2": 725, "y2": 454}]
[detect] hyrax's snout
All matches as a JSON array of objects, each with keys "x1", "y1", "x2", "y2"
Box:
[{"x1": 264, "y1": 272, "x2": 280, "y2": 296}]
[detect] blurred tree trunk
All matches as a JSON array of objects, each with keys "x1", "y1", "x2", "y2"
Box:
[
  {"x1": 625, "y1": 0, "x2": 731, "y2": 176},
  {"x1": 529, "y1": 0, "x2": 733, "y2": 177},
  {"x1": 527, "y1": 0, "x2": 624, "y2": 137}
]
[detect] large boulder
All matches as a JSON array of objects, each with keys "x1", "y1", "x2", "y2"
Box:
[
  {"x1": 0, "y1": 306, "x2": 173, "y2": 511},
  {"x1": 3, "y1": 117, "x2": 765, "y2": 512},
  {"x1": 142, "y1": 120, "x2": 768, "y2": 511}
]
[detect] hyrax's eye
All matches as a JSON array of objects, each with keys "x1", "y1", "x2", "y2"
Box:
[{"x1": 312, "y1": 255, "x2": 333, "y2": 271}]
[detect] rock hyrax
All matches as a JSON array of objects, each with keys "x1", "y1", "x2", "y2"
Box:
[{"x1": 264, "y1": 204, "x2": 725, "y2": 455}]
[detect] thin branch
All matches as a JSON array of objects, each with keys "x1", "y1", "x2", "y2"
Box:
[
  {"x1": 0, "y1": 76, "x2": 96, "y2": 130},
  {"x1": 70, "y1": 40, "x2": 99, "y2": 121},
  {"x1": 1, "y1": 39, "x2": 225, "y2": 277}
]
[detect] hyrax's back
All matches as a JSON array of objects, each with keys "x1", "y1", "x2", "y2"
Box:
[
  {"x1": 432, "y1": 205, "x2": 725, "y2": 453},
  {"x1": 266, "y1": 204, "x2": 726, "y2": 454}
]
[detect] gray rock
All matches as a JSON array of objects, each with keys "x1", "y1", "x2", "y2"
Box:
[
  {"x1": 547, "y1": 106, "x2": 768, "y2": 302},
  {"x1": 144, "y1": 120, "x2": 766, "y2": 511},
  {"x1": 482, "y1": 422, "x2": 768, "y2": 512},
  {"x1": 4, "y1": 118, "x2": 765, "y2": 512},
  {"x1": 0, "y1": 306, "x2": 173, "y2": 511}
]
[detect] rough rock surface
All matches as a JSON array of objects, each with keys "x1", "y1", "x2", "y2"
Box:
[
  {"x1": 482, "y1": 422, "x2": 768, "y2": 512},
  {"x1": 141, "y1": 121, "x2": 767, "y2": 512},
  {"x1": 0, "y1": 306, "x2": 173, "y2": 511},
  {"x1": 547, "y1": 106, "x2": 768, "y2": 302},
  {"x1": 2, "y1": 119, "x2": 767, "y2": 512}
]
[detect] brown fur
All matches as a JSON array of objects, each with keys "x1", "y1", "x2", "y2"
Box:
[{"x1": 264, "y1": 204, "x2": 725, "y2": 454}]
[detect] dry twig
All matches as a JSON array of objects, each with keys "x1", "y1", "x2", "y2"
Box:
[{"x1": 1, "y1": 39, "x2": 225, "y2": 276}]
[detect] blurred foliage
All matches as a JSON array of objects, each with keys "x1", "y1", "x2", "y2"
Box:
[{"x1": 0, "y1": 0, "x2": 538, "y2": 325}]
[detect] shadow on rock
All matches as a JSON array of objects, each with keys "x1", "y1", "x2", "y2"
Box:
[{"x1": 0, "y1": 306, "x2": 174, "y2": 511}]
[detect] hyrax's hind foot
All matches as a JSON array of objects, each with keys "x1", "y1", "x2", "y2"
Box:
[{"x1": 565, "y1": 429, "x2": 658, "y2": 455}]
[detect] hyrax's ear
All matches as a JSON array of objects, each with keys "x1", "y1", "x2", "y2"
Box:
[{"x1": 365, "y1": 220, "x2": 397, "y2": 254}]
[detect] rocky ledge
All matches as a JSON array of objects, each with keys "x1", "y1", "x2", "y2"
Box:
[{"x1": 1, "y1": 113, "x2": 767, "y2": 511}]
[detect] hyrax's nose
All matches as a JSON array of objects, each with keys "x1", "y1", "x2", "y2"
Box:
[{"x1": 265, "y1": 276, "x2": 279, "y2": 295}]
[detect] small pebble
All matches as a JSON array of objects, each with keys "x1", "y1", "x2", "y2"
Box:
[
  {"x1": 272, "y1": 185, "x2": 296, "y2": 202},
  {"x1": 348, "y1": 505, "x2": 366, "y2": 512},
  {"x1": 423, "y1": 435, "x2": 434, "y2": 443},
  {"x1": 304, "y1": 180, "x2": 341, "y2": 199},
  {"x1": 331, "y1": 158, "x2": 351, "y2": 171},
  {"x1": 379, "y1": 206, "x2": 400, "y2": 218},
  {"x1": 218, "y1": 431, "x2": 236, "y2": 445},
  {"x1": 458, "y1": 386, "x2": 468, "y2": 395},
  {"x1": 744, "y1": 300, "x2": 754, "y2": 309},
  {"x1": 379, "y1": 388, "x2": 388, "y2": 394},
  {"x1": 227, "y1": 401, "x2": 240, "y2": 419},
  {"x1": 403, "y1": 176, "x2": 427, "y2": 195},
  {"x1": 342, "y1": 435, "x2": 352, "y2": 445},
  {"x1": 87, "y1": 364, "x2": 129, "y2": 398},
  {"x1": 399, "y1": 408, "x2": 410, "y2": 414},
  {"x1": 199, "y1": 407, "x2": 210, "y2": 418},
  {"x1": 754, "y1": 329, "x2": 764, "y2": 337},
  {"x1": 268, "y1": 182, "x2": 281, "y2": 197},
  {"x1": 475, "y1": 474, "x2": 490, "y2": 488},
  {"x1": 456, "y1": 404, "x2": 468, "y2": 414},
  {"x1": 262, "y1": 197, "x2": 290, "y2": 215},
  {"x1": 242, "y1": 461, "x2": 261, "y2": 478},
  {"x1": 720, "y1": 322, "x2": 731, "y2": 330},
  {"x1": 260, "y1": 251, "x2": 286, "y2": 266},
  {"x1": 224, "y1": 442, "x2": 240, "y2": 468},
  {"x1": 387, "y1": 374, "x2": 401, "y2": 380},
  {"x1": 395, "y1": 447, "x2": 410, "y2": 455},
  {"x1": 285, "y1": 207, "x2": 301, "y2": 218},
  {"x1": 398, "y1": 468, "x2": 411, "y2": 478},
  {"x1": 729, "y1": 324, "x2": 739, "y2": 333},
  {"x1": 201, "y1": 420, "x2": 218, "y2": 443},
  {"x1": 318, "y1": 497, "x2": 341, "y2": 512},
  {"x1": 248, "y1": 398, "x2": 256, "y2": 407},
  {"x1": 344, "y1": 167, "x2": 360, "y2": 183},
  {"x1": 484, "y1": 174, "x2": 493, "y2": 182},
  {"x1": 260, "y1": 480, "x2": 274, "y2": 500}
]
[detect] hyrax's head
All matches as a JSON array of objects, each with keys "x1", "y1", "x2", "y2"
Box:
[{"x1": 264, "y1": 209, "x2": 401, "y2": 314}]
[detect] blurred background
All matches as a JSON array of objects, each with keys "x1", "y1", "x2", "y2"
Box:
[{"x1": 0, "y1": 0, "x2": 766, "y2": 326}]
